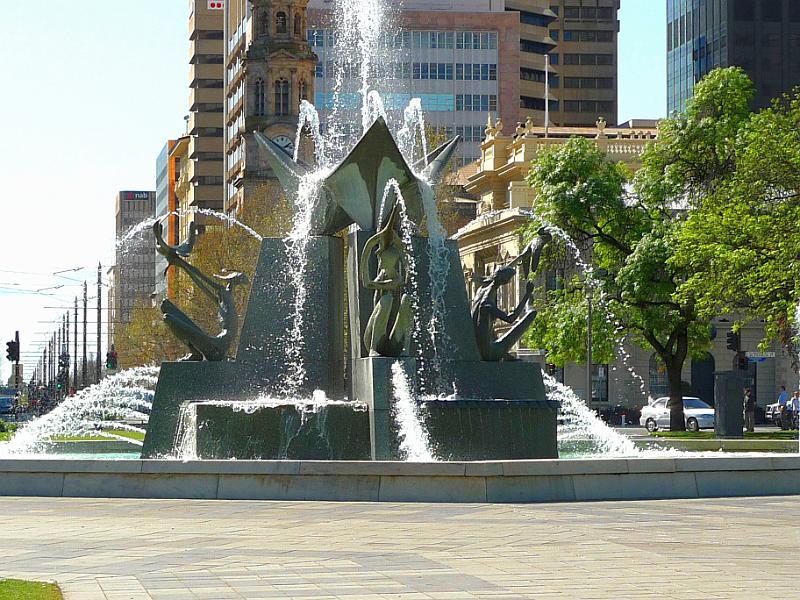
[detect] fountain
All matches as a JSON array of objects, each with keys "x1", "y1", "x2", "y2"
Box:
[
  {"x1": 141, "y1": 114, "x2": 558, "y2": 461},
  {"x1": 1, "y1": 0, "x2": 798, "y2": 508}
]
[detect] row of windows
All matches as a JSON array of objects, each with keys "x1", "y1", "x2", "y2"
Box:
[
  {"x1": 563, "y1": 6, "x2": 615, "y2": 21},
  {"x1": 563, "y1": 30, "x2": 614, "y2": 43},
  {"x1": 253, "y1": 78, "x2": 308, "y2": 117},
  {"x1": 520, "y1": 68, "x2": 559, "y2": 88},
  {"x1": 456, "y1": 125, "x2": 486, "y2": 142},
  {"x1": 564, "y1": 53, "x2": 614, "y2": 66},
  {"x1": 456, "y1": 94, "x2": 497, "y2": 112},
  {"x1": 307, "y1": 29, "x2": 498, "y2": 50},
  {"x1": 563, "y1": 100, "x2": 615, "y2": 113},
  {"x1": 315, "y1": 61, "x2": 497, "y2": 82},
  {"x1": 563, "y1": 76, "x2": 614, "y2": 89},
  {"x1": 733, "y1": 0, "x2": 800, "y2": 22},
  {"x1": 520, "y1": 96, "x2": 559, "y2": 111},
  {"x1": 516, "y1": 10, "x2": 555, "y2": 27}
]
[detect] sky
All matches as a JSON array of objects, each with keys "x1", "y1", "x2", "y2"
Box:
[{"x1": 0, "y1": 0, "x2": 666, "y2": 383}]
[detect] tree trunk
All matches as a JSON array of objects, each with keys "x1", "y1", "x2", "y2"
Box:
[{"x1": 666, "y1": 360, "x2": 686, "y2": 431}]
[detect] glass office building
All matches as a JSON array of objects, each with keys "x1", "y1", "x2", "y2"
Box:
[{"x1": 668, "y1": 0, "x2": 800, "y2": 114}]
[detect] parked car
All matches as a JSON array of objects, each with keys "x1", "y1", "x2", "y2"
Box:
[
  {"x1": 765, "y1": 402, "x2": 782, "y2": 425},
  {"x1": 640, "y1": 396, "x2": 715, "y2": 432}
]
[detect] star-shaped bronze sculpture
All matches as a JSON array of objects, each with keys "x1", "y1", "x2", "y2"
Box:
[{"x1": 253, "y1": 116, "x2": 460, "y2": 235}]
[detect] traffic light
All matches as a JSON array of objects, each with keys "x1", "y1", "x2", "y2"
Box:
[
  {"x1": 5, "y1": 340, "x2": 19, "y2": 362},
  {"x1": 725, "y1": 331, "x2": 740, "y2": 352},
  {"x1": 737, "y1": 353, "x2": 749, "y2": 371},
  {"x1": 106, "y1": 350, "x2": 118, "y2": 370}
]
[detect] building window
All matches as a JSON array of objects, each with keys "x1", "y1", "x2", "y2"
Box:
[
  {"x1": 276, "y1": 11, "x2": 287, "y2": 34},
  {"x1": 258, "y1": 11, "x2": 269, "y2": 36},
  {"x1": 275, "y1": 78, "x2": 290, "y2": 115},
  {"x1": 294, "y1": 14, "x2": 302, "y2": 35},
  {"x1": 255, "y1": 78, "x2": 266, "y2": 116},
  {"x1": 591, "y1": 364, "x2": 609, "y2": 402},
  {"x1": 761, "y1": 0, "x2": 782, "y2": 22},
  {"x1": 649, "y1": 354, "x2": 669, "y2": 397},
  {"x1": 299, "y1": 80, "x2": 308, "y2": 101}
]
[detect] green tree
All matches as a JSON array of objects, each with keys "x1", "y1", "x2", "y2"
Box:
[
  {"x1": 671, "y1": 82, "x2": 800, "y2": 360},
  {"x1": 524, "y1": 137, "x2": 711, "y2": 430}
]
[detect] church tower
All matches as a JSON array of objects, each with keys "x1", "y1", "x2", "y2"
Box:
[{"x1": 224, "y1": 0, "x2": 317, "y2": 214}]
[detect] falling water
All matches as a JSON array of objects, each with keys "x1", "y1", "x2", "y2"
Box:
[
  {"x1": 364, "y1": 90, "x2": 389, "y2": 131},
  {"x1": 390, "y1": 361, "x2": 434, "y2": 461},
  {"x1": 174, "y1": 402, "x2": 198, "y2": 460},
  {"x1": 544, "y1": 372, "x2": 638, "y2": 456},
  {"x1": 1, "y1": 367, "x2": 158, "y2": 456},
  {"x1": 280, "y1": 171, "x2": 327, "y2": 397}
]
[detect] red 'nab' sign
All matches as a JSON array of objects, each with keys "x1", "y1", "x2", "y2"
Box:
[{"x1": 208, "y1": 1, "x2": 224, "y2": 9}]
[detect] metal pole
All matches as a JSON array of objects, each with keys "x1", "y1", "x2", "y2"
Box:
[
  {"x1": 544, "y1": 53, "x2": 550, "y2": 138},
  {"x1": 586, "y1": 290, "x2": 593, "y2": 404},
  {"x1": 96, "y1": 263, "x2": 102, "y2": 383},
  {"x1": 73, "y1": 297, "x2": 78, "y2": 393},
  {"x1": 65, "y1": 312, "x2": 70, "y2": 394},
  {"x1": 82, "y1": 281, "x2": 88, "y2": 388}
]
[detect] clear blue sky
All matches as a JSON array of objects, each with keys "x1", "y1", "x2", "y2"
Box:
[{"x1": 0, "y1": 0, "x2": 666, "y2": 382}]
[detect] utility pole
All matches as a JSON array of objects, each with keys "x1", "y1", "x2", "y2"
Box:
[
  {"x1": 42, "y1": 346, "x2": 47, "y2": 390},
  {"x1": 65, "y1": 312, "x2": 70, "y2": 395},
  {"x1": 96, "y1": 263, "x2": 102, "y2": 383},
  {"x1": 73, "y1": 297, "x2": 78, "y2": 393},
  {"x1": 82, "y1": 281, "x2": 88, "y2": 388}
]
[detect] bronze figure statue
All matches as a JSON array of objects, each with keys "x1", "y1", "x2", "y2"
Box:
[
  {"x1": 471, "y1": 228, "x2": 551, "y2": 361},
  {"x1": 154, "y1": 220, "x2": 248, "y2": 361},
  {"x1": 360, "y1": 203, "x2": 412, "y2": 357}
]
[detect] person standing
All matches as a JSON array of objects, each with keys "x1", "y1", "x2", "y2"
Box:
[
  {"x1": 791, "y1": 390, "x2": 800, "y2": 430},
  {"x1": 777, "y1": 385, "x2": 790, "y2": 430},
  {"x1": 743, "y1": 388, "x2": 755, "y2": 433}
]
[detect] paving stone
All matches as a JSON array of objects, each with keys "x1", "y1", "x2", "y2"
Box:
[{"x1": 0, "y1": 496, "x2": 798, "y2": 599}]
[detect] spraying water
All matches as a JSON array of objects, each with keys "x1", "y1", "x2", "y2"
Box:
[
  {"x1": 397, "y1": 98, "x2": 429, "y2": 166},
  {"x1": 544, "y1": 372, "x2": 638, "y2": 456},
  {"x1": 390, "y1": 361, "x2": 434, "y2": 461},
  {"x1": 1, "y1": 367, "x2": 158, "y2": 456}
]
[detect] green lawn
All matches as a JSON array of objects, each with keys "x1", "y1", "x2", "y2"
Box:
[
  {"x1": 652, "y1": 430, "x2": 799, "y2": 440},
  {"x1": 0, "y1": 579, "x2": 63, "y2": 600},
  {"x1": 0, "y1": 428, "x2": 144, "y2": 443}
]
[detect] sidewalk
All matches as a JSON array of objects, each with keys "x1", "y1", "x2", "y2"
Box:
[{"x1": 1, "y1": 495, "x2": 798, "y2": 599}]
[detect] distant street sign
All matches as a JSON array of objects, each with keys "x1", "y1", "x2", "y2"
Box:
[{"x1": 745, "y1": 351, "x2": 776, "y2": 359}]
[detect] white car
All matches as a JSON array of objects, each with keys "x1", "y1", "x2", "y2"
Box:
[{"x1": 640, "y1": 396, "x2": 715, "y2": 432}]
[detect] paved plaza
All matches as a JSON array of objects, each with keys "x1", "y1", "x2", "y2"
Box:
[{"x1": 1, "y1": 495, "x2": 798, "y2": 599}]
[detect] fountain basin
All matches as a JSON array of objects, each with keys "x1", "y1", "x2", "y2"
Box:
[{"x1": 0, "y1": 456, "x2": 798, "y2": 503}]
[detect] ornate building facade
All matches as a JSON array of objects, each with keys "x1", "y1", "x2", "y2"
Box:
[{"x1": 224, "y1": 0, "x2": 317, "y2": 213}]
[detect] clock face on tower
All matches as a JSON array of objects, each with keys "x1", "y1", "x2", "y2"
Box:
[{"x1": 272, "y1": 135, "x2": 295, "y2": 156}]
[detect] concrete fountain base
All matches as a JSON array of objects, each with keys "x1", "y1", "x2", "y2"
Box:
[{"x1": 1, "y1": 456, "x2": 799, "y2": 503}]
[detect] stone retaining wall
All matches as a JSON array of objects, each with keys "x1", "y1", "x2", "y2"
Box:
[{"x1": 0, "y1": 457, "x2": 798, "y2": 503}]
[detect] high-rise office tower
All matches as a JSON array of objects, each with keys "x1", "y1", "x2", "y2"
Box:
[
  {"x1": 667, "y1": 0, "x2": 800, "y2": 114},
  {"x1": 224, "y1": 0, "x2": 317, "y2": 214},
  {"x1": 506, "y1": 1, "x2": 558, "y2": 126},
  {"x1": 188, "y1": 1, "x2": 225, "y2": 227},
  {"x1": 113, "y1": 191, "x2": 156, "y2": 326},
  {"x1": 546, "y1": 0, "x2": 620, "y2": 126},
  {"x1": 309, "y1": 0, "x2": 521, "y2": 166}
]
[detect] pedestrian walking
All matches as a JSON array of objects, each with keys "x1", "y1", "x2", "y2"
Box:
[
  {"x1": 791, "y1": 390, "x2": 800, "y2": 430},
  {"x1": 777, "y1": 385, "x2": 790, "y2": 430},
  {"x1": 743, "y1": 388, "x2": 755, "y2": 433}
]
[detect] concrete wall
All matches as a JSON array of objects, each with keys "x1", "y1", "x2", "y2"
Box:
[{"x1": 1, "y1": 456, "x2": 799, "y2": 503}]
